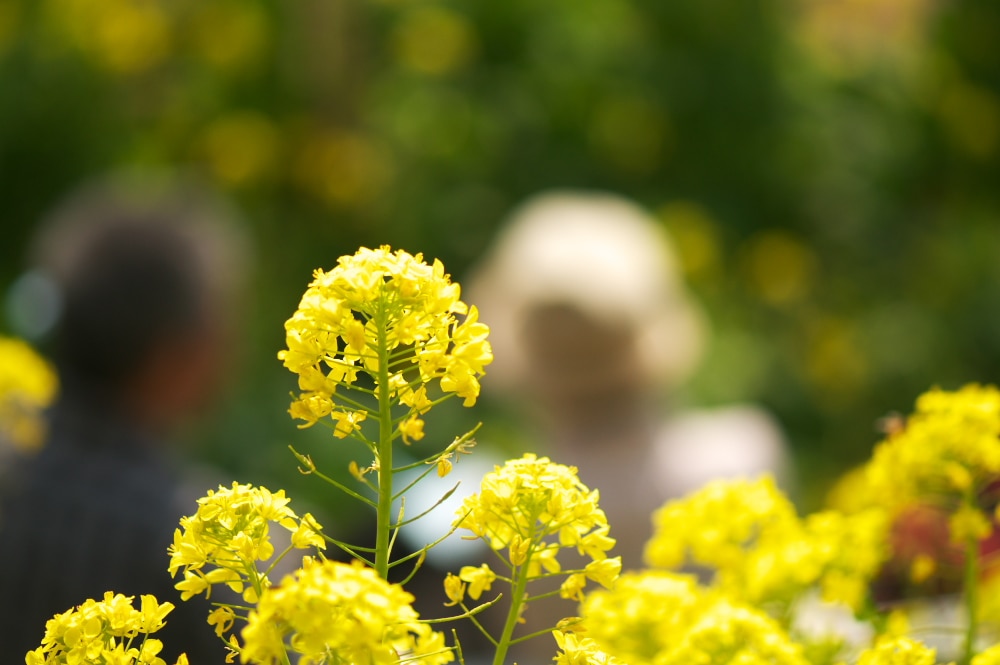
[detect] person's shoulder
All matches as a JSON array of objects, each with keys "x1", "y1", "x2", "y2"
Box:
[
  {"x1": 660, "y1": 404, "x2": 785, "y2": 444},
  {"x1": 651, "y1": 404, "x2": 791, "y2": 497}
]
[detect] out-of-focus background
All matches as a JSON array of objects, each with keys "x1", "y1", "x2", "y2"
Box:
[{"x1": 2, "y1": 0, "x2": 1000, "y2": 519}]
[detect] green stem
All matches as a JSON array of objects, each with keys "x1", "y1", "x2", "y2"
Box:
[
  {"x1": 493, "y1": 552, "x2": 532, "y2": 665},
  {"x1": 962, "y1": 518, "x2": 981, "y2": 665},
  {"x1": 374, "y1": 307, "x2": 394, "y2": 580}
]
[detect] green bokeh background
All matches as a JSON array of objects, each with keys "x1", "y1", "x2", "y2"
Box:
[{"x1": 2, "y1": 0, "x2": 999, "y2": 518}]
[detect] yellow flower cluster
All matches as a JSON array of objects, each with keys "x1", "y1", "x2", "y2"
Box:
[
  {"x1": 168, "y1": 482, "x2": 325, "y2": 603},
  {"x1": 645, "y1": 476, "x2": 889, "y2": 612},
  {"x1": 241, "y1": 558, "x2": 453, "y2": 665},
  {"x1": 279, "y1": 246, "x2": 492, "y2": 438},
  {"x1": 734, "y1": 507, "x2": 890, "y2": 610},
  {"x1": 867, "y1": 384, "x2": 1000, "y2": 509},
  {"x1": 645, "y1": 475, "x2": 798, "y2": 571},
  {"x1": 25, "y1": 592, "x2": 186, "y2": 665},
  {"x1": 660, "y1": 599, "x2": 809, "y2": 665},
  {"x1": 0, "y1": 335, "x2": 58, "y2": 451},
  {"x1": 973, "y1": 644, "x2": 1000, "y2": 665},
  {"x1": 453, "y1": 453, "x2": 620, "y2": 601},
  {"x1": 580, "y1": 570, "x2": 703, "y2": 663},
  {"x1": 581, "y1": 571, "x2": 807, "y2": 665}
]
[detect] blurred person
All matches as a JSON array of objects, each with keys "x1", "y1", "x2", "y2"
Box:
[
  {"x1": 466, "y1": 191, "x2": 793, "y2": 663},
  {"x1": 0, "y1": 172, "x2": 249, "y2": 662},
  {"x1": 467, "y1": 190, "x2": 793, "y2": 573}
]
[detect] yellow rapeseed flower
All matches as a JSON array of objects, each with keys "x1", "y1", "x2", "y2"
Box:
[
  {"x1": 552, "y1": 629, "x2": 626, "y2": 665},
  {"x1": 645, "y1": 475, "x2": 797, "y2": 571},
  {"x1": 454, "y1": 454, "x2": 619, "y2": 596},
  {"x1": 973, "y1": 643, "x2": 1000, "y2": 665},
  {"x1": 853, "y1": 636, "x2": 941, "y2": 665},
  {"x1": 646, "y1": 476, "x2": 889, "y2": 613},
  {"x1": 241, "y1": 559, "x2": 453, "y2": 665},
  {"x1": 660, "y1": 599, "x2": 809, "y2": 665},
  {"x1": 279, "y1": 246, "x2": 491, "y2": 444},
  {"x1": 581, "y1": 569, "x2": 810, "y2": 665},
  {"x1": 580, "y1": 570, "x2": 703, "y2": 664},
  {"x1": 25, "y1": 592, "x2": 185, "y2": 665},
  {"x1": 734, "y1": 507, "x2": 890, "y2": 611},
  {"x1": 456, "y1": 454, "x2": 612, "y2": 554},
  {"x1": 866, "y1": 384, "x2": 1000, "y2": 510},
  {"x1": 458, "y1": 563, "x2": 496, "y2": 600},
  {"x1": 442, "y1": 572, "x2": 466, "y2": 606},
  {"x1": 168, "y1": 483, "x2": 325, "y2": 605}
]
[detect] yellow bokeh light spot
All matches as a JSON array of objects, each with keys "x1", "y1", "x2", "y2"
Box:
[
  {"x1": 794, "y1": 0, "x2": 932, "y2": 78},
  {"x1": 802, "y1": 316, "x2": 867, "y2": 401},
  {"x1": 658, "y1": 201, "x2": 720, "y2": 281},
  {"x1": 738, "y1": 230, "x2": 817, "y2": 306},
  {"x1": 588, "y1": 94, "x2": 669, "y2": 176},
  {"x1": 939, "y1": 81, "x2": 1000, "y2": 159},
  {"x1": 46, "y1": 0, "x2": 171, "y2": 75},
  {"x1": 189, "y1": 1, "x2": 268, "y2": 74},
  {"x1": 391, "y1": 6, "x2": 477, "y2": 76},
  {"x1": 0, "y1": 0, "x2": 21, "y2": 56},
  {"x1": 293, "y1": 128, "x2": 393, "y2": 208},
  {"x1": 200, "y1": 111, "x2": 281, "y2": 187}
]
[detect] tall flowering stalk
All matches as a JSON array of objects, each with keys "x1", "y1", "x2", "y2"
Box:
[
  {"x1": 35, "y1": 244, "x2": 1000, "y2": 665},
  {"x1": 865, "y1": 385, "x2": 1000, "y2": 665},
  {"x1": 278, "y1": 246, "x2": 492, "y2": 579},
  {"x1": 162, "y1": 247, "x2": 486, "y2": 663}
]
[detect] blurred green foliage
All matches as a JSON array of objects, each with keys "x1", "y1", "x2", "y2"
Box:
[{"x1": 1, "y1": 0, "x2": 999, "y2": 512}]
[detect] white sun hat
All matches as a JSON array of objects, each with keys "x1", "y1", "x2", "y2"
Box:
[{"x1": 466, "y1": 190, "x2": 706, "y2": 396}]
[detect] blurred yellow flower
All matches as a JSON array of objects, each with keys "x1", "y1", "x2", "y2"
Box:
[
  {"x1": 200, "y1": 111, "x2": 281, "y2": 187},
  {"x1": 866, "y1": 384, "x2": 1000, "y2": 509},
  {"x1": 292, "y1": 128, "x2": 393, "y2": 208},
  {"x1": 0, "y1": 335, "x2": 58, "y2": 451},
  {"x1": 391, "y1": 6, "x2": 477, "y2": 76},
  {"x1": 582, "y1": 570, "x2": 702, "y2": 664},
  {"x1": 973, "y1": 642, "x2": 1000, "y2": 665},
  {"x1": 188, "y1": 0, "x2": 268, "y2": 74},
  {"x1": 647, "y1": 475, "x2": 889, "y2": 612},
  {"x1": 645, "y1": 475, "x2": 797, "y2": 571},
  {"x1": 400, "y1": 415, "x2": 425, "y2": 443},
  {"x1": 241, "y1": 559, "x2": 453, "y2": 665},
  {"x1": 738, "y1": 230, "x2": 818, "y2": 307},
  {"x1": 658, "y1": 201, "x2": 722, "y2": 282},
  {"x1": 45, "y1": 0, "x2": 171, "y2": 75},
  {"x1": 793, "y1": 0, "x2": 933, "y2": 79},
  {"x1": 443, "y1": 572, "x2": 466, "y2": 606},
  {"x1": 0, "y1": 0, "x2": 20, "y2": 56},
  {"x1": 854, "y1": 635, "x2": 939, "y2": 665}
]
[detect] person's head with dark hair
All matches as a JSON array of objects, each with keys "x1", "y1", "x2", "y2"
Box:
[{"x1": 35, "y1": 171, "x2": 248, "y2": 431}]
